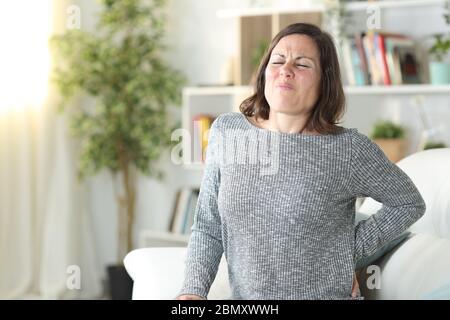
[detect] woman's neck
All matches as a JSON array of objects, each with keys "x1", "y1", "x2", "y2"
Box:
[{"x1": 259, "y1": 111, "x2": 314, "y2": 135}]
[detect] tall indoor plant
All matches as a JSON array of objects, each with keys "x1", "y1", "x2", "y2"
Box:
[{"x1": 51, "y1": 0, "x2": 184, "y2": 296}]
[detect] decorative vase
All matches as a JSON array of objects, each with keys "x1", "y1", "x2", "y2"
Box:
[
  {"x1": 107, "y1": 265, "x2": 133, "y2": 300},
  {"x1": 429, "y1": 61, "x2": 450, "y2": 84}
]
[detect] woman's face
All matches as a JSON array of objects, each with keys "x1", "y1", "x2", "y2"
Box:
[{"x1": 264, "y1": 34, "x2": 321, "y2": 117}]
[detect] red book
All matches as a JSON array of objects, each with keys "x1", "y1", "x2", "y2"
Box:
[{"x1": 376, "y1": 33, "x2": 391, "y2": 85}]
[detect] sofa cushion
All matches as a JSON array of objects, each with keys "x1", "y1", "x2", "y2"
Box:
[
  {"x1": 422, "y1": 283, "x2": 450, "y2": 300},
  {"x1": 360, "y1": 233, "x2": 450, "y2": 299}
]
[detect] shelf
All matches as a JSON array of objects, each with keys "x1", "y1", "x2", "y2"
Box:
[
  {"x1": 184, "y1": 84, "x2": 450, "y2": 96},
  {"x1": 345, "y1": 0, "x2": 446, "y2": 11},
  {"x1": 217, "y1": 0, "x2": 446, "y2": 18},
  {"x1": 217, "y1": 4, "x2": 326, "y2": 18},
  {"x1": 139, "y1": 230, "x2": 189, "y2": 248},
  {"x1": 182, "y1": 163, "x2": 205, "y2": 171},
  {"x1": 344, "y1": 84, "x2": 450, "y2": 94}
]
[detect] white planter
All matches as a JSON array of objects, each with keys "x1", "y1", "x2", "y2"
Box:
[{"x1": 429, "y1": 61, "x2": 450, "y2": 84}]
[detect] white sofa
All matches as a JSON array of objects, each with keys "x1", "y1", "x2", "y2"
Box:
[
  {"x1": 357, "y1": 148, "x2": 450, "y2": 299},
  {"x1": 124, "y1": 148, "x2": 450, "y2": 300}
]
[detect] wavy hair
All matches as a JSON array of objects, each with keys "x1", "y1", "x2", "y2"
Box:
[{"x1": 239, "y1": 23, "x2": 345, "y2": 135}]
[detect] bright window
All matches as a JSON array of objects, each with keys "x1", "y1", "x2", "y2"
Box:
[{"x1": 0, "y1": 1, "x2": 52, "y2": 112}]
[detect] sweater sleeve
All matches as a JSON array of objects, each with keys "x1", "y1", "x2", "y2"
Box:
[
  {"x1": 349, "y1": 130, "x2": 426, "y2": 263},
  {"x1": 178, "y1": 117, "x2": 224, "y2": 299}
]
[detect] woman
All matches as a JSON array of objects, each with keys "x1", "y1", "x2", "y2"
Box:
[{"x1": 177, "y1": 23, "x2": 425, "y2": 300}]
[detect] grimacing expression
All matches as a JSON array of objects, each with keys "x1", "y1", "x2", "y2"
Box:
[{"x1": 264, "y1": 34, "x2": 321, "y2": 117}]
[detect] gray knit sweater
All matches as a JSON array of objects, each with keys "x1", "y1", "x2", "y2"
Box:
[{"x1": 179, "y1": 112, "x2": 425, "y2": 300}]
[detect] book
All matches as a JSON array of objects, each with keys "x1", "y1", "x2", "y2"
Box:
[
  {"x1": 386, "y1": 37, "x2": 421, "y2": 84},
  {"x1": 342, "y1": 36, "x2": 367, "y2": 86},
  {"x1": 363, "y1": 32, "x2": 384, "y2": 85},
  {"x1": 375, "y1": 33, "x2": 391, "y2": 85},
  {"x1": 170, "y1": 188, "x2": 193, "y2": 234},
  {"x1": 341, "y1": 38, "x2": 356, "y2": 85},
  {"x1": 181, "y1": 189, "x2": 199, "y2": 234},
  {"x1": 192, "y1": 114, "x2": 216, "y2": 163},
  {"x1": 374, "y1": 31, "x2": 409, "y2": 85},
  {"x1": 354, "y1": 32, "x2": 371, "y2": 85},
  {"x1": 170, "y1": 187, "x2": 200, "y2": 234}
]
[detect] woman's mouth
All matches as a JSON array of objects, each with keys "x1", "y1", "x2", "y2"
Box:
[{"x1": 276, "y1": 83, "x2": 294, "y2": 90}]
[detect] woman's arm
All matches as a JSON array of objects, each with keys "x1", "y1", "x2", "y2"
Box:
[
  {"x1": 177, "y1": 117, "x2": 224, "y2": 299},
  {"x1": 349, "y1": 131, "x2": 426, "y2": 263}
]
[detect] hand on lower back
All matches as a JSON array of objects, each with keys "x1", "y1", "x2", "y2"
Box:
[
  {"x1": 352, "y1": 272, "x2": 360, "y2": 298},
  {"x1": 176, "y1": 294, "x2": 205, "y2": 300}
]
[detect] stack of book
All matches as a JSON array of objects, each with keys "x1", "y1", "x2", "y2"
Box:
[
  {"x1": 341, "y1": 31, "x2": 421, "y2": 86},
  {"x1": 192, "y1": 114, "x2": 216, "y2": 163},
  {"x1": 169, "y1": 187, "x2": 200, "y2": 234}
]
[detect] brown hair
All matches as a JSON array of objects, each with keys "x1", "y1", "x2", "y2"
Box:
[{"x1": 239, "y1": 23, "x2": 345, "y2": 135}]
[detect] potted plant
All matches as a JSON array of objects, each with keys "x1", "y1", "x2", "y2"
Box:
[
  {"x1": 370, "y1": 120, "x2": 407, "y2": 163},
  {"x1": 51, "y1": 0, "x2": 184, "y2": 299},
  {"x1": 424, "y1": 141, "x2": 448, "y2": 150},
  {"x1": 429, "y1": 0, "x2": 450, "y2": 84}
]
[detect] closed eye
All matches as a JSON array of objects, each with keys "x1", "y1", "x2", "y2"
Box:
[{"x1": 271, "y1": 62, "x2": 310, "y2": 68}]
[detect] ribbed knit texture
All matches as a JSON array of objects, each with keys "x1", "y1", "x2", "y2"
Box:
[{"x1": 179, "y1": 112, "x2": 426, "y2": 300}]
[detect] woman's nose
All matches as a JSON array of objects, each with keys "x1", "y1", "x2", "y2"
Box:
[{"x1": 279, "y1": 64, "x2": 294, "y2": 79}]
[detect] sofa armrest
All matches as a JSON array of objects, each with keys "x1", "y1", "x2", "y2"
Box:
[{"x1": 358, "y1": 233, "x2": 450, "y2": 300}]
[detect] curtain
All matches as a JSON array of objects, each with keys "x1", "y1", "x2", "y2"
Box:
[{"x1": 0, "y1": 0, "x2": 101, "y2": 299}]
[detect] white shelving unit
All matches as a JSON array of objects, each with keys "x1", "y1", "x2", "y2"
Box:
[
  {"x1": 139, "y1": 230, "x2": 189, "y2": 248},
  {"x1": 344, "y1": 84, "x2": 450, "y2": 95},
  {"x1": 344, "y1": 0, "x2": 446, "y2": 11},
  {"x1": 217, "y1": 0, "x2": 446, "y2": 18},
  {"x1": 184, "y1": 84, "x2": 450, "y2": 96}
]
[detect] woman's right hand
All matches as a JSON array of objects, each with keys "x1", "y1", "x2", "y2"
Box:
[{"x1": 176, "y1": 294, "x2": 205, "y2": 300}]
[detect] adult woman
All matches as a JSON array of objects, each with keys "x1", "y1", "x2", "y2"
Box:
[{"x1": 177, "y1": 23, "x2": 425, "y2": 300}]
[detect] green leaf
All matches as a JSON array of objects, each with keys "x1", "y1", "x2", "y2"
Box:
[{"x1": 370, "y1": 121, "x2": 406, "y2": 139}]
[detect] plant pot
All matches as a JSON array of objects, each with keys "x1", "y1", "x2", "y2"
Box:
[
  {"x1": 107, "y1": 265, "x2": 133, "y2": 300},
  {"x1": 429, "y1": 61, "x2": 450, "y2": 84},
  {"x1": 373, "y1": 138, "x2": 407, "y2": 163}
]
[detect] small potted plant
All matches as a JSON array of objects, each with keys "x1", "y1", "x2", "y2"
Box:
[
  {"x1": 370, "y1": 120, "x2": 407, "y2": 163},
  {"x1": 424, "y1": 141, "x2": 448, "y2": 150},
  {"x1": 429, "y1": 0, "x2": 450, "y2": 84},
  {"x1": 429, "y1": 34, "x2": 450, "y2": 84}
]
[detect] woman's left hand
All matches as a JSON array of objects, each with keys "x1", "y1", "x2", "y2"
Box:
[{"x1": 351, "y1": 272, "x2": 360, "y2": 298}]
